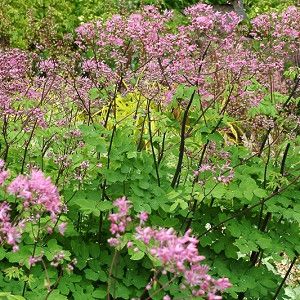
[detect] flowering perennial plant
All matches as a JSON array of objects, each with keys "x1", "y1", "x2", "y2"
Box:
[
  {"x1": 109, "y1": 198, "x2": 231, "y2": 299},
  {"x1": 137, "y1": 227, "x2": 231, "y2": 299},
  {"x1": 0, "y1": 162, "x2": 66, "y2": 253},
  {"x1": 108, "y1": 196, "x2": 132, "y2": 247},
  {"x1": 0, "y1": 2, "x2": 299, "y2": 300},
  {"x1": 0, "y1": 202, "x2": 24, "y2": 252},
  {"x1": 7, "y1": 170, "x2": 65, "y2": 223}
]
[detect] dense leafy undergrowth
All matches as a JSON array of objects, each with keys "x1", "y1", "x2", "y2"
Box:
[{"x1": 0, "y1": 2, "x2": 300, "y2": 300}]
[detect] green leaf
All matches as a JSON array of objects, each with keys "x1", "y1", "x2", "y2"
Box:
[
  {"x1": 169, "y1": 201, "x2": 179, "y2": 212},
  {"x1": 98, "y1": 270, "x2": 107, "y2": 282},
  {"x1": 127, "y1": 151, "x2": 137, "y2": 159},
  {"x1": 113, "y1": 282, "x2": 130, "y2": 299},
  {"x1": 75, "y1": 198, "x2": 99, "y2": 216},
  {"x1": 130, "y1": 251, "x2": 145, "y2": 261},
  {"x1": 228, "y1": 221, "x2": 241, "y2": 237},
  {"x1": 243, "y1": 189, "x2": 253, "y2": 201},
  {"x1": 199, "y1": 235, "x2": 213, "y2": 247},
  {"x1": 89, "y1": 244, "x2": 101, "y2": 258},
  {"x1": 85, "y1": 269, "x2": 99, "y2": 281},
  {"x1": 261, "y1": 278, "x2": 276, "y2": 288},
  {"x1": 253, "y1": 188, "x2": 267, "y2": 198},
  {"x1": 89, "y1": 88, "x2": 100, "y2": 100},
  {"x1": 98, "y1": 201, "x2": 113, "y2": 211},
  {"x1": 6, "y1": 246, "x2": 31, "y2": 264},
  {"x1": 0, "y1": 292, "x2": 25, "y2": 300},
  {"x1": 225, "y1": 245, "x2": 238, "y2": 258},
  {"x1": 138, "y1": 180, "x2": 150, "y2": 189},
  {"x1": 47, "y1": 291, "x2": 68, "y2": 300},
  {"x1": 47, "y1": 239, "x2": 61, "y2": 252},
  {"x1": 211, "y1": 185, "x2": 226, "y2": 198},
  {"x1": 212, "y1": 238, "x2": 225, "y2": 254},
  {"x1": 92, "y1": 290, "x2": 106, "y2": 299},
  {"x1": 256, "y1": 237, "x2": 272, "y2": 250},
  {"x1": 0, "y1": 247, "x2": 6, "y2": 260},
  {"x1": 166, "y1": 190, "x2": 181, "y2": 200},
  {"x1": 96, "y1": 142, "x2": 106, "y2": 153}
]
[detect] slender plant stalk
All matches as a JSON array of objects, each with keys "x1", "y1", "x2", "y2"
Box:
[
  {"x1": 107, "y1": 250, "x2": 119, "y2": 300},
  {"x1": 171, "y1": 90, "x2": 196, "y2": 188},
  {"x1": 147, "y1": 98, "x2": 160, "y2": 186}
]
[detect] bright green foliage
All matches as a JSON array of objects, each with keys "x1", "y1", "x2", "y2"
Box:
[{"x1": 245, "y1": 0, "x2": 299, "y2": 17}]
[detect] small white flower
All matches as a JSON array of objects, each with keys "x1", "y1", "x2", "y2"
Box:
[{"x1": 205, "y1": 223, "x2": 212, "y2": 230}]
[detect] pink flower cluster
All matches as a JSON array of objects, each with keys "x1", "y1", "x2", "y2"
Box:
[
  {"x1": 29, "y1": 254, "x2": 43, "y2": 267},
  {"x1": 29, "y1": 252, "x2": 77, "y2": 276},
  {"x1": 0, "y1": 202, "x2": 24, "y2": 252},
  {"x1": 0, "y1": 49, "x2": 28, "y2": 112},
  {"x1": 194, "y1": 160, "x2": 235, "y2": 186},
  {"x1": 51, "y1": 250, "x2": 65, "y2": 267},
  {"x1": 136, "y1": 227, "x2": 231, "y2": 298},
  {"x1": 108, "y1": 198, "x2": 231, "y2": 299},
  {"x1": 7, "y1": 170, "x2": 65, "y2": 222},
  {"x1": 71, "y1": 4, "x2": 300, "y2": 142},
  {"x1": 0, "y1": 160, "x2": 24, "y2": 251},
  {"x1": 0, "y1": 5, "x2": 298, "y2": 150},
  {"x1": 107, "y1": 196, "x2": 132, "y2": 246},
  {"x1": 0, "y1": 160, "x2": 9, "y2": 186},
  {"x1": 1, "y1": 162, "x2": 67, "y2": 251},
  {"x1": 184, "y1": 3, "x2": 241, "y2": 34},
  {"x1": 81, "y1": 59, "x2": 116, "y2": 81},
  {"x1": 74, "y1": 160, "x2": 90, "y2": 183},
  {"x1": 75, "y1": 4, "x2": 244, "y2": 101},
  {"x1": 39, "y1": 59, "x2": 58, "y2": 76}
]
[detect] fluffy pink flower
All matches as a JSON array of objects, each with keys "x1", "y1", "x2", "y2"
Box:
[
  {"x1": 113, "y1": 196, "x2": 131, "y2": 214},
  {"x1": 215, "y1": 278, "x2": 232, "y2": 291},
  {"x1": 0, "y1": 160, "x2": 9, "y2": 186},
  {"x1": 0, "y1": 202, "x2": 23, "y2": 250},
  {"x1": 108, "y1": 197, "x2": 131, "y2": 241},
  {"x1": 136, "y1": 226, "x2": 231, "y2": 297},
  {"x1": 7, "y1": 170, "x2": 64, "y2": 222},
  {"x1": 58, "y1": 222, "x2": 67, "y2": 235},
  {"x1": 29, "y1": 255, "x2": 43, "y2": 267},
  {"x1": 138, "y1": 212, "x2": 148, "y2": 224},
  {"x1": 108, "y1": 237, "x2": 119, "y2": 247},
  {"x1": 108, "y1": 198, "x2": 231, "y2": 298}
]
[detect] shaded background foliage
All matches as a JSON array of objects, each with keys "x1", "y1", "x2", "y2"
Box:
[{"x1": 0, "y1": 0, "x2": 299, "y2": 48}]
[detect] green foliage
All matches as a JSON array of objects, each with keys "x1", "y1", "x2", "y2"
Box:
[
  {"x1": 1, "y1": 81, "x2": 299, "y2": 298},
  {"x1": 0, "y1": 292, "x2": 25, "y2": 300},
  {"x1": 1, "y1": 0, "x2": 298, "y2": 48},
  {"x1": 0, "y1": 1, "x2": 300, "y2": 299},
  {"x1": 0, "y1": 0, "x2": 123, "y2": 48},
  {"x1": 245, "y1": 0, "x2": 299, "y2": 17}
]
